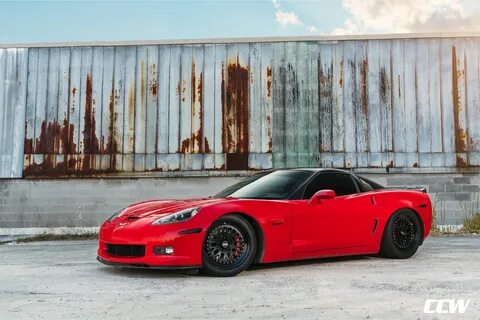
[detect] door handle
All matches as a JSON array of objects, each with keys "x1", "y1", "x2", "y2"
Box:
[{"x1": 271, "y1": 218, "x2": 284, "y2": 226}]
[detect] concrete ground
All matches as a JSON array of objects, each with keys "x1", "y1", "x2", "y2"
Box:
[{"x1": 0, "y1": 237, "x2": 479, "y2": 320}]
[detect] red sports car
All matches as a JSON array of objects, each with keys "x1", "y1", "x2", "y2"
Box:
[{"x1": 97, "y1": 169, "x2": 432, "y2": 276}]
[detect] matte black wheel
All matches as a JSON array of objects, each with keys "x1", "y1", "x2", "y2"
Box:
[
  {"x1": 202, "y1": 215, "x2": 256, "y2": 277},
  {"x1": 379, "y1": 209, "x2": 422, "y2": 259}
]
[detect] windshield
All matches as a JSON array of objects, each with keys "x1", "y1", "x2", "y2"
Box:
[{"x1": 214, "y1": 170, "x2": 314, "y2": 200}]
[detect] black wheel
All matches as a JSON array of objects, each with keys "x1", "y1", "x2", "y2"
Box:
[
  {"x1": 202, "y1": 214, "x2": 257, "y2": 277},
  {"x1": 379, "y1": 209, "x2": 422, "y2": 259}
]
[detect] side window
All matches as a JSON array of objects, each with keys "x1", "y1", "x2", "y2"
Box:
[
  {"x1": 358, "y1": 178, "x2": 374, "y2": 192},
  {"x1": 303, "y1": 173, "x2": 358, "y2": 199},
  {"x1": 352, "y1": 175, "x2": 374, "y2": 192}
]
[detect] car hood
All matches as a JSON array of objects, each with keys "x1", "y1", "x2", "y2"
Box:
[{"x1": 118, "y1": 198, "x2": 229, "y2": 220}]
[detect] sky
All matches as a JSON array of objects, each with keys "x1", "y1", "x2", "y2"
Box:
[{"x1": 1, "y1": 0, "x2": 480, "y2": 43}]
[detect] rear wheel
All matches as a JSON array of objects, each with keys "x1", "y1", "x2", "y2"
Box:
[
  {"x1": 202, "y1": 215, "x2": 256, "y2": 277},
  {"x1": 379, "y1": 209, "x2": 422, "y2": 259}
]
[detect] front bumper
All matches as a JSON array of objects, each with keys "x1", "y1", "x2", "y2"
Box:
[
  {"x1": 97, "y1": 256, "x2": 200, "y2": 269},
  {"x1": 97, "y1": 222, "x2": 206, "y2": 268}
]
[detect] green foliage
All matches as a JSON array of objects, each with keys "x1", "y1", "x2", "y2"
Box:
[{"x1": 462, "y1": 213, "x2": 480, "y2": 233}]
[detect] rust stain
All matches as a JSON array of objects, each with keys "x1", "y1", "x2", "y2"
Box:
[
  {"x1": 59, "y1": 118, "x2": 76, "y2": 154},
  {"x1": 24, "y1": 77, "x2": 119, "y2": 177},
  {"x1": 28, "y1": 119, "x2": 76, "y2": 156},
  {"x1": 456, "y1": 155, "x2": 468, "y2": 168},
  {"x1": 24, "y1": 139, "x2": 33, "y2": 154},
  {"x1": 397, "y1": 75, "x2": 401, "y2": 98},
  {"x1": 150, "y1": 79, "x2": 158, "y2": 96},
  {"x1": 360, "y1": 59, "x2": 368, "y2": 115},
  {"x1": 124, "y1": 84, "x2": 135, "y2": 154},
  {"x1": 178, "y1": 62, "x2": 205, "y2": 154},
  {"x1": 33, "y1": 122, "x2": 55, "y2": 153},
  {"x1": 221, "y1": 56, "x2": 249, "y2": 156},
  {"x1": 319, "y1": 67, "x2": 330, "y2": 85},
  {"x1": 181, "y1": 80, "x2": 186, "y2": 102},
  {"x1": 204, "y1": 137, "x2": 211, "y2": 153},
  {"x1": 23, "y1": 119, "x2": 77, "y2": 177},
  {"x1": 179, "y1": 138, "x2": 190, "y2": 154},
  {"x1": 179, "y1": 130, "x2": 204, "y2": 154},
  {"x1": 451, "y1": 46, "x2": 467, "y2": 153},
  {"x1": 141, "y1": 60, "x2": 146, "y2": 107},
  {"x1": 266, "y1": 67, "x2": 272, "y2": 98},
  {"x1": 24, "y1": 122, "x2": 33, "y2": 154},
  {"x1": 196, "y1": 71, "x2": 204, "y2": 153},
  {"x1": 266, "y1": 114, "x2": 272, "y2": 153},
  {"x1": 72, "y1": 87, "x2": 77, "y2": 96},
  {"x1": 127, "y1": 85, "x2": 135, "y2": 122},
  {"x1": 24, "y1": 154, "x2": 60, "y2": 177},
  {"x1": 339, "y1": 60, "x2": 344, "y2": 87},
  {"x1": 379, "y1": 67, "x2": 388, "y2": 103},
  {"x1": 198, "y1": 72, "x2": 203, "y2": 111},
  {"x1": 124, "y1": 84, "x2": 135, "y2": 127},
  {"x1": 106, "y1": 88, "x2": 118, "y2": 170},
  {"x1": 81, "y1": 75, "x2": 100, "y2": 172},
  {"x1": 191, "y1": 60, "x2": 196, "y2": 110}
]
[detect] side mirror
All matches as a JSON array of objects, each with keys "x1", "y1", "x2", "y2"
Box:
[{"x1": 309, "y1": 189, "x2": 336, "y2": 205}]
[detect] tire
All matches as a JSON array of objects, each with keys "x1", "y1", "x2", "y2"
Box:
[
  {"x1": 202, "y1": 214, "x2": 257, "y2": 277},
  {"x1": 379, "y1": 209, "x2": 422, "y2": 259}
]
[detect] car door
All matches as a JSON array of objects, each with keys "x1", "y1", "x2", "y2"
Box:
[{"x1": 291, "y1": 172, "x2": 375, "y2": 257}]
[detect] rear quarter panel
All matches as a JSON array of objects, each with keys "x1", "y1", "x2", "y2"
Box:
[{"x1": 370, "y1": 190, "x2": 433, "y2": 241}]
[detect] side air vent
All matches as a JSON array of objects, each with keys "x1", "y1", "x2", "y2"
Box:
[{"x1": 372, "y1": 219, "x2": 378, "y2": 233}]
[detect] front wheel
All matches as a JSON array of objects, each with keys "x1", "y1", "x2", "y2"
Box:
[
  {"x1": 202, "y1": 214, "x2": 257, "y2": 277},
  {"x1": 379, "y1": 209, "x2": 422, "y2": 259}
]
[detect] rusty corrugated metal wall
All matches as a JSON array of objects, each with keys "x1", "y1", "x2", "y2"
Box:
[
  {"x1": 1, "y1": 37, "x2": 480, "y2": 178},
  {"x1": 0, "y1": 49, "x2": 28, "y2": 178}
]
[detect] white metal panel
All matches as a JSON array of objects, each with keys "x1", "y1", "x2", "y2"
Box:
[
  {"x1": 306, "y1": 42, "x2": 318, "y2": 167},
  {"x1": 248, "y1": 43, "x2": 261, "y2": 154},
  {"x1": 416, "y1": 39, "x2": 431, "y2": 167},
  {"x1": 403, "y1": 40, "x2": 418, "y2": 167},
  {"x1": 260, "y1": 43, "x2": 273, "y2": 155},
  {"x1": 428, "y1": 40, "x2": 443, "y2": 166},
  {"x1": 391, "y1": 40, "x2": 406, "y2": 167},
  {"x1": 157, "y1": 45, "x2": 170, "y2": 155},
  {"x1": 343, "y1": 41, "x2": 356, "y2": 168}
]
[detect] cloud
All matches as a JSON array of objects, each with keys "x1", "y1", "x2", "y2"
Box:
[
  {"x1": 276, "y1": 10, "x2": 302, "y2": 27},
  {"x1": 272, "y1": 0, "x2": 302, "y2": 28},
  {"x1": 307, "y1": 25, "x2": 318, "y2": 33},
  {"x1": 333, "y1": 0, "x2": 480, "y2": 34}
]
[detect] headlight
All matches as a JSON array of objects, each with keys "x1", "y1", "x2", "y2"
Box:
[
  {"x1": 107, "y1": 208, "x2": 125, "y2": 222},
  {"x1": 152, "y1": 207, "x2": 200, "y2": 225}
]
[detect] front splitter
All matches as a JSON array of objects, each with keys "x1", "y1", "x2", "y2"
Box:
[{"x1": 97, "y1": 256, "x2": 201, "y2": 270}]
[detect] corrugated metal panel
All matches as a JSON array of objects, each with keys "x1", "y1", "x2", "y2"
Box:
[
  {"x1": 2, "y1": 38, "x2": 480, "y2": 178},
  {"x1": 0, "y1": 48, "x2": 27, "y2": 178}
]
